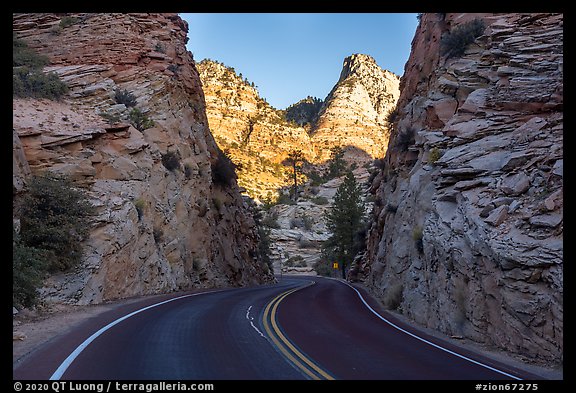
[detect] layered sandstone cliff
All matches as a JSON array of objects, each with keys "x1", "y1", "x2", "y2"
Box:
[
  {"x1": 12, "y1": 13, "x2": 274, "y2": 305},
  {"x1": 197, "y1": 59, "x2": 316, "y2": 201},
  {"x1": 357, "y1": 13, "x2": 563, "y2": 364},
  {"x1": 312, "y1": 54, "x2": 400, "y2": 161},
  {"x1": 198, "y1": 54, "x2": 399, "y2": 201}
]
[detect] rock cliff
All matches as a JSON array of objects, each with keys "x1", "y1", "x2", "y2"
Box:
[
  {"x1": 312, "y1": 54, "x2": 400, "y2": 161},
  {"x1": 197, "y1": 59, "x2": 316, "y2": 201},
  {"x1": 284, "y1": 96, "x2": 323, "y2": 127},
  {"x1": 12, "y1": 13, "x2": 274, "y2": 305},
  {"x1": 198, "y1": 54, "x2": 399, "y2": 201},
  {"x1": 357, "y1": 13, "x2": 563, "y2": 365}
]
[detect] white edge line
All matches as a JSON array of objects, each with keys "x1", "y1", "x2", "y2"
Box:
[
  {"x1": 333, "y1": 278, "x2": 523, "y2": 380},
  {"x1": 246, "y1": 305, "x2": 266, "y2": 339},
  {"x1": 49, "y1": 290, "x2": 227, "y2": 380}
]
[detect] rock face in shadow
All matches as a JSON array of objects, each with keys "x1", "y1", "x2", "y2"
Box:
[
  {"x1": 12, "y1": 13, "x2": 274, "y2": 305},
  {"x1": 357, "y1": 13, "x2": 562, "y2": 364}
]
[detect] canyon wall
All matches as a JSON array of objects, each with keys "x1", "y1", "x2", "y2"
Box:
[
  {"x1": 12, "y1": 13, "x2": 274, "y2": 305},
  {"x1": 197, "y1": 59, "x2": 316, "y2": 201},
  {"x1": 198, "y1": 54, "x2": 399, "y2": 201},
  {"x1": 357, "y1": 13, "x2": 563, "y2": 364}
]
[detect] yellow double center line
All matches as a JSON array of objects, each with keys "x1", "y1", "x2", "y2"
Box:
[{"x1": 262, "y1": 281, "x2": 335, "y2": 380}]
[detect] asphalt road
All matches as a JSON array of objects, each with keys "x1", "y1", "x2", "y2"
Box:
[{"x1": 13, "y1": 276, "x2": 540, "y2": 380}]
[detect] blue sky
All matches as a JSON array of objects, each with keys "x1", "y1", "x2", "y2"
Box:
[{"x1": 181, "y1": 13, "x2": 419, "y2": 110}]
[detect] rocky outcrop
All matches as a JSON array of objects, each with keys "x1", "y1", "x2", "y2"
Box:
[
  {"x1": 12, "y1": 13, "x2": 274, "y2": 305},
  {"x1": 358, "y1": 13, "x2": 563, "y2": 365},
  {"x1": 312, "y1": 54, "x2": 400, "y2": 161},
  {"x1": 198, "y1": 55, "x2": 400, "y2": 202},
  {"x1": 197, "y1": 59, "x2": 317, "y2": 201},
  {"x1": 284, "y1": 96, "x2": 323, "y2": 127}
]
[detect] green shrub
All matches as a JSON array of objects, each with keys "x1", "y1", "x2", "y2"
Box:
[
  {"x1": 212, "y1": 197, "x2": 223, "y2": 213},
  {"x1": 302, "y1": 214, "x2": 314, "y2": 231},
  {"x1": 440, "y1": 18, "x2": 486, "y2": 58},
  {"x1": 13, "y1": 35, "x2": 68, "y2": 100},
  {"x1": 114, "y1": 88, "x2": 137, "y2": 107},
  {"x1": 384, "y1": 282, "x2": 404, "y2": 311},
  {"x1": 49, "y1": 25, "x2": 63, "y2": 36},
  {"x1": 167, "y1": 64, "x2": 180, "y2": 75},
  {"x1": 13, "y1": 34, "x2": 48, "y2": 68},
  {"x1": 17, "y1": 172, "x2": 94, "y2": 273},
  {"x1": 13, "y1": 47, "x2": 48, "y2": 68},
  {"x1": 313, "y1": 259, "x2": 333, "y2": 276},
  {"x1": 311, "y1": 196, "x2": 329, "y2": 205},
  {"x1": 306, "y1": 169, "x2": 324, "y2": 186},
  {"x1": 257, "y1": 224, "x2": 273, "y2": 272},
  {"x1": 13, "y1": 68, "x2": 69, "y2": 99},
  {"x1": 154, "y1": 42, "x2": 165, "y2": 53},
  {"x1": 298, "y1": 237, "x2": 315, "y2": 249},
  {"x1": 128, "y1": 108, "x2": 154, "y2": 131},
  {"x1": 99, "y1": 111, "x2": 122, "y2": 124},
  {"x1": 386, "y1": 106, "x2": 399, "y2": 124},
  {"x1": 13, "y1": 235, "x2": 49, "y2": 308},
  {"x1": 133, "y1": 198, "x2": 146, "y2": 220},
  {"x1": 285, "y1": 255, "x2": 306, "y2": 267},
  {"x1": 276, "y1": 193, "x2": 296, "y2": 205},
  {"x1": 161, "y1": 151, "x2": 181, "y2": 172},
  {"x1": 261, "y1": 210, "x2": 280, "y2": 229},
  {"x1": 59, "y1": 16, "x2": 78, "y2": 28},
  {"x1": 428, "y1": 147, "x2": 442, "y2": 164}
]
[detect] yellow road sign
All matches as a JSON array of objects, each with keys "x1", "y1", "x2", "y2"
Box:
[{"x1": 333, "y1": 262, "x2": 339, "y2": 269}]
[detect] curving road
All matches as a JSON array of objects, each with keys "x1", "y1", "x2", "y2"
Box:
[{"x1": 13, "y1": 276, "x2": 540, "y2": 380}]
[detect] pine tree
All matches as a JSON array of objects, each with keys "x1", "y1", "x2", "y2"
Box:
[
  {"x1": 327, "y1": 146, "x2": 346, "y2": 179},
  {"x1": 323, "y1": 171, "x2": 365, "y2": 278},
  {"x1": 285, "y1": 149, "x2": 304, "y2": 201}
]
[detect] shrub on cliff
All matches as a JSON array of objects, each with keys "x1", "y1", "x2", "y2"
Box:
[
  {"x1": 17, "y1": 173, "x2": 95, "y2": 273},
  {"x1": 13, "y1": 234, "x2": 48, "y2": 308},
  {"x1": 13, "y1": 34, "x2": 68, "y2": 100},
  {"x1": 114, "y1": 88, "x2": 137, "y2": 107},
  {"x1": 161, "y1": 151, "x2": 181, "y2": 172},
  {"x1": 13, "y1": 68, "x2": 69, "y2": 100},
  {"x1": 128, "y1": 108, "x2": 155, "y2": 131},
  {"x1": 394, "y1": 126, "x2": 416, "y2": 152},
  {"x1": 440, "y1": 18, "x2": 486, "y2": 58},
  {"x1": 59, "y1": 16, "x2": 78, "y2": 29},
  {"x1": 211, "y1": 149, "x2": 237, "y2": 188},
  {"x1": 412, "y1": 225, "x2": 424, "y2": 254},
  {"x1": 14, "y1": 173, "x2": 94, "y2": 307}
]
